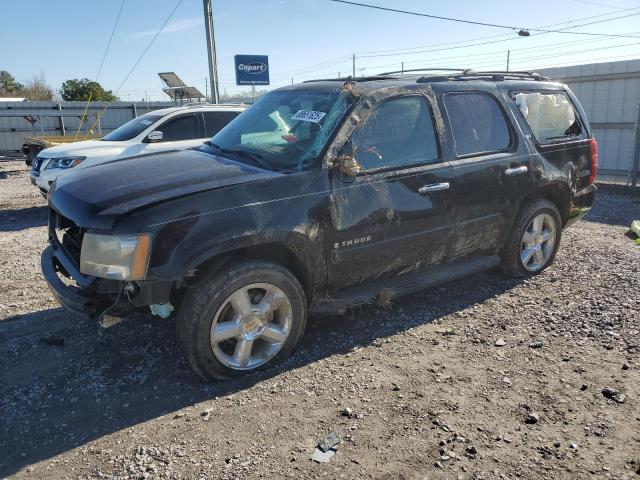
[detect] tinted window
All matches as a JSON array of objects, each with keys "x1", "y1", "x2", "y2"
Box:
[
  {"x1": 202, "y1": 111, "x2": 240, "y2": 137},
  {"x1": 101, "y1": 113, "x2": 162, "y2": 141},
  {"x1": 156, "y1": 114, "x2": 197, "y2": 142},
  {"x1": 351, "y1": 96, "x2": 439, "y2": 170},
  {"x1": 445, "y1": 93, "x2": 511, "y2": 156},
  {"x1": 512, "y1": 91, "x2": 583, "y2": 142}
]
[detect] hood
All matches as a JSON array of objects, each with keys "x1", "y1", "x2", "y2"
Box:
[
  {"x1": 49, "y1": 148, "x2": 280, "y2": 230},
  {"x1": 39, "y1": 139, "x2": 123, "y2": 158}
]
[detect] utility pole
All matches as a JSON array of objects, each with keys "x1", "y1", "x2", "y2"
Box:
[
  {"x1": 506, "y1": 50, "x2": 510, "y2": 72},
  {"x1": 204, "y1": 78, "x2": 208, "y2": 102},
  {"x1": 203, "y1": 0, "x2": 220, "y2": 103},
  {"x1": 401, "y1": 61, "x2": 404, "y2": 74},
  {"x1": 352, "y1": 53, "x2": 356, "y2": 78}
]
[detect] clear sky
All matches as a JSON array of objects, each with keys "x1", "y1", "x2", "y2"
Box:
[{"x1": 2, "y1": 0, "x2": 639, "y2": 101}]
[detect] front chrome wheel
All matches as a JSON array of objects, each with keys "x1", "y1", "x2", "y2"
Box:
[
  {"x1": 209, "y1": 283, "x2": 292, "y2": 370},
  {"x1": 521, "y1": 213, "x2": 556, "y2": 272}
]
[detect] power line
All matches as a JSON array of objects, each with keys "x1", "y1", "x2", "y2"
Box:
[
  {"x1": 80, "y1": 0, "x2": 185, "y2": 137},
  {"x1": 114, "y1": 0, "x2": 184, "y2": 95},
  {"x1": 327, "y1": 0, "x2": 640, "y2": 39},
  {"x1": 268, "y1": 7, "x2": 640, "y2": 83},
  {"x1": 95, "y1": 0, "x2": 127, "y2": 80},
  {"x1": 354, "y1": 6, "x2": 640, "y2": 56}
]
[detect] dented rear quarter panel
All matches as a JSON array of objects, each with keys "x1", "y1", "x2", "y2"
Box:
[{"x1": 497, "y1": 82, "x2": 595, "y2": 217}]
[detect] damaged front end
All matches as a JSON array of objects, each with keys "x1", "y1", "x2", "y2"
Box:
[{"x1": 41, "y1": 210, "x2": 173, "y2": 322}]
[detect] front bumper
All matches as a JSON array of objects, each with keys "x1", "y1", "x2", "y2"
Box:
[
  {"x1": 31, "y1": 165, "x2": 60, "y2": 195},
  {"x1": 566, "y1": 184, "x2": 597, "y2": 227},
  {"x1": 41, "y1": 216, "x2": 174, "y2": 317},
  {"x1": 41, "y1": 245, "x2": 94, "y2": 315}
]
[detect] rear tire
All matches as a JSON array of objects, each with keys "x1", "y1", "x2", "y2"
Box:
[
  {"x1": 501, "y1": 198, "x2": 562, "y2": 277},
  {"x1": 176, "y1": 260, "x2": 307, "y2": 381}
]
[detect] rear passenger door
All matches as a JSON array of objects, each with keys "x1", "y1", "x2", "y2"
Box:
[
  {"x1": 442, "y1": 90, "x2": 532, "y2": 259},
  {"x1": 328, "y1": 94, "x2": 458, "y2": 290}
]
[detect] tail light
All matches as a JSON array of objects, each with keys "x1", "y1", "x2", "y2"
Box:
[{"x1": 588, "y1": 137, "x2": 598, "y2": 185}]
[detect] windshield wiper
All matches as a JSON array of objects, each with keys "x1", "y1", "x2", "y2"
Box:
[
  {"x1": 202, "y1": 141, "x2": 273, "y2": 171},
  {"x1": 220, "y1": 147, "x2": 273, "y2": 171}
]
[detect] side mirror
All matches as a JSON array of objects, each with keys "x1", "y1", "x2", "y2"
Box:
[
  {"x1": 337, "y1": 154, "x2": 362, "y2": 177},
  {"x1": 146, "y1": 130, "x2": 163, "y2": 142}
]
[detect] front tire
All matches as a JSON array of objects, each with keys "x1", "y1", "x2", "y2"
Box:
[
  {"x1": 501, "y1": 198, "x2": 562, "y2": 277},
  {"x1": 176, "y1": 260, "x2": 307, "y2": 381}
]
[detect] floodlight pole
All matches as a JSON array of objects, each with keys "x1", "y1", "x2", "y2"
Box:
[{"x1": 203, "y1": 0, "x2": 220, "y2": 104}]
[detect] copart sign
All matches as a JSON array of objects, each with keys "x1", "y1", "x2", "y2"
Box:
[{"x1": 234, "y1": 55, "x2": 270, "y2": 86}]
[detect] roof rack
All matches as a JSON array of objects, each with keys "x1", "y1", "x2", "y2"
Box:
[
  {"x1": 378, "y1": 67, "x2": 473, "y2": 76},
  {"x1": 464, "y1": 70, "x2": 549, "y2": 80},
  {"x1": 301, "y1": 69, "x2": 550, "y2": 86},
  {"x1": 302, "y1": 75, "x2": 396, "y2": 83}
]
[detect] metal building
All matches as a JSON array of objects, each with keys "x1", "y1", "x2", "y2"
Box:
[
  {"x1": 539, "y1": 59, "x2": 640, "y2": 185},
  {"x1": 0, "y1": 101, "x2": 174, "y2": 156}
]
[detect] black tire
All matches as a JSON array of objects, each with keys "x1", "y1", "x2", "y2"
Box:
[
  {"x1": 500, "y1": 198, "x2": 562, "y2": 277},
  {"x1": 176, "y1": 260, "x2": 307, "y2": 381}
]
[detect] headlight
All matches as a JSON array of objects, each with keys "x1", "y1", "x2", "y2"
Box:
[
  {"x1": 80, "y1": 233, "x2": 151, "y2": 280},
  {"x1": 45, "y1": 156, "x2": 86, "y2": 169}
]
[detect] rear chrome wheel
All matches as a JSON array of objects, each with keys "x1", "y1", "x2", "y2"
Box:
[
  {"x1": 210, "y1": 283, "x2": 292, "y2": 370},
  {"x1": 520, "y1": 213, "x2": 556, "y2": 272},
  {"x1": 501, "y1": 198, "x2": 562, "y2": 278}
]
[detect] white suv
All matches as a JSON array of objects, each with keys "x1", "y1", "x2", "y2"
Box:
[{"x1": 30, "y1": 104, "x2": 245, "y2": 194}]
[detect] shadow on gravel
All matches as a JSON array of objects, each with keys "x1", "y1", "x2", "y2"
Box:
[
  {"x1": 0, "y1": 268, "x2": 523, "y2": 477},
  {"x1": 585, "y1": 184, "x2": 640, "y2": 227},
  {"x1": 0, "y1": 206, "x2": 47, "y2": 232}
]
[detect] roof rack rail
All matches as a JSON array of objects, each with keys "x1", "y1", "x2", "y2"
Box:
[
  {"x1": 378, "y1": 67, "x2": 472, "y2": 76},
  {"x1": 302, "y1": 75, "x2": 396, "y2": 83},
  {"x1": 468, "y1": 70, "x2": 549, "y2": 80},
  {"x1": 412, "y1": 70, "x2": 549, "y2": 83}
]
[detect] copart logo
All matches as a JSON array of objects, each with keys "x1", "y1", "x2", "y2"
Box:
[{"x1": 238, "y1": 62, "x2": 267, "y2": 74}]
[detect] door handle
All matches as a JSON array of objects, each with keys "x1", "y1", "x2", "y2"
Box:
[
  {"x1": 418, "y1": 182, "x2": 450, "y2": 194},
  {"x1": 505, "y1": 165, "x2": 528, "y2": 176}
]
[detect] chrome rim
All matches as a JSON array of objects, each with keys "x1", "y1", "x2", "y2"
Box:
[
  {"x1": 210, "y1": 283, "x2": 292, "y2": 370},
  {"x1": 521, "y1": 213, "x2": 556, "y2": 272}
]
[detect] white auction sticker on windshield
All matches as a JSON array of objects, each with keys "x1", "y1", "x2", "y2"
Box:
[{"x1": 291, "y1": 110, "x2": 326, "y2": 123}]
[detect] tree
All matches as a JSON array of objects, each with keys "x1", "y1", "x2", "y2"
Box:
[
  {"x1": 22, "y1": 74, "x2": 55, "y2": 101},
  {"x1": 0, "y1": 71, "x2": 24, "y2": 96},
  {"x1": 60, "y1": 78, "x2": 118, "y2": 101}
]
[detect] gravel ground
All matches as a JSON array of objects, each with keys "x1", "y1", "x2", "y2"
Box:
[{"x1": 0, "y1": 160, "x2": 639, "y2": 480}]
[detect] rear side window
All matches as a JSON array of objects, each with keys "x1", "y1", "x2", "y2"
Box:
[
  {"x1": 202, "y1": 111, "x2": 240, "y2": 137},
  {"x1": 445, "y1": 92, "x2": 511, "y2": 157},
  {"x1": 352, "y1": 96, "x2": 439, "y2": 171},
  {"x1": 512, "y1": 91, "x2": 584, "y2": 142},
  {"x1": 156, "y1": 114, "x2": 197, "y2": 142}
]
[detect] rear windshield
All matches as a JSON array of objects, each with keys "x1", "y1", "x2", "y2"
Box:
[
  {"x1": 512, "y1": 91, "x2": 584, "y2": 142},
  {"x1": 101, "y1": 113, "x2": 163, "y2": 141}
]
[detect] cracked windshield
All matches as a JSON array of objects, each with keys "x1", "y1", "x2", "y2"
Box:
[{"x1": 203, "y1": 89, "x2": 354, "y2": 172}]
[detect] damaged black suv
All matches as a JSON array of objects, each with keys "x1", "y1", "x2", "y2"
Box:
[{"x1": 42, "y1": 70, "x2": 597, "y2": 380}]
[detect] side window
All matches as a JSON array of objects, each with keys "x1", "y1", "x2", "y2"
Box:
[
  {"x1": 444, "y1": 93, "x2": 511, "y2": 157},
  {"x1": 512, "y1": 91, "x2": 584, "y2": 142},
  {"x1": 202, "y1": 111, "x2": 240, "y2": 137},
  {"x1": 156, "y1": 114, "x2": 197, "y2": 142},
  {"x1": 351, "y1": 96, "x2": 439, "y2": 171}
]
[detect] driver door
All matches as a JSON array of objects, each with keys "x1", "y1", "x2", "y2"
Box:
[{"x1": 327, "y1": 94, "x2": 458, "y2": 291}]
